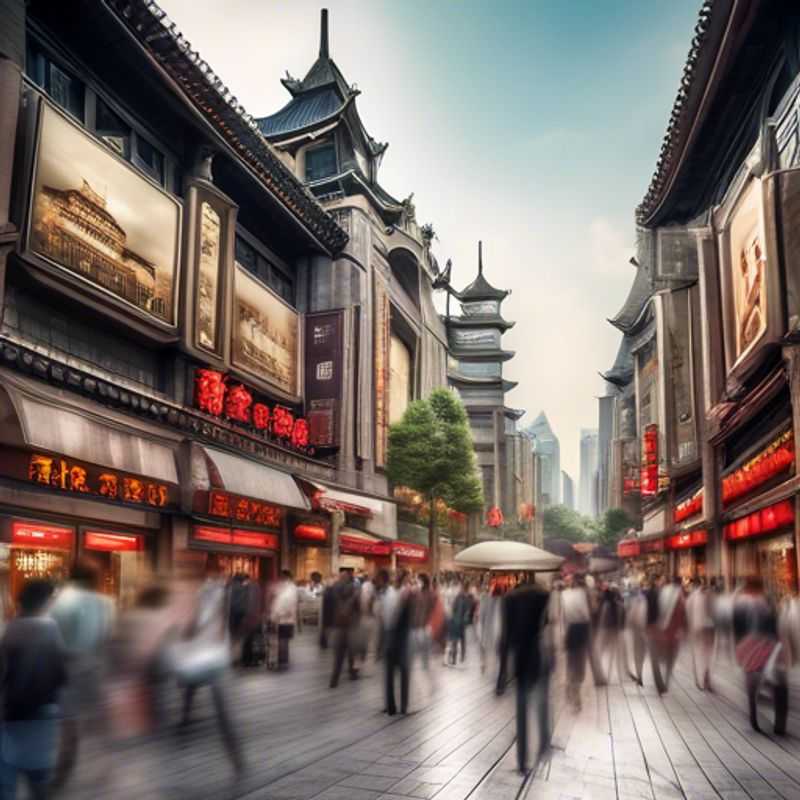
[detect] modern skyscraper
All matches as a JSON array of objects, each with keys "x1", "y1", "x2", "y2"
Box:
[
  {"x1": 522, "y1": 412, "x2": 560, "y2": 507},
  {"x1": 579, "y1": 428, "x2": 599, "y2": 517},
  {"x1": 561, "y1": 471, "x2": 575, "y2": 511}
]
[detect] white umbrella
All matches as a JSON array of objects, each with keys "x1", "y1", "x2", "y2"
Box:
[{"x1": 454, "y1": 540, "x2": 564, "y2": 572}]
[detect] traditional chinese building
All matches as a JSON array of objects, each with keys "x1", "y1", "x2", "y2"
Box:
[
  {"x1": 445, "y1": 243, "x2": 540, "y2": 545},
  {"x1": 611, "y1": 0, "x2": 800, "y2": 598},
  {"x1": 257, "y1": 10, "x2": 450, "y2": 571}
]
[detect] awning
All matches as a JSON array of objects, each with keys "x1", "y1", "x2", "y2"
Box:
[
  {"x1": 198, "y1": 445, "x2": 310, "y2": 511},
  {"x1": 454, "y1": 541, "x2": 563, "y2": 572},
  {"x1": 310, "y1": 481, "x2": 397, "y2": 539},
  {"x1": 339, "y1": 529, "x2": 392, "y2": 557},
  {"x1": 0, "y1": 371, "x2": 178, "y2": 483}
]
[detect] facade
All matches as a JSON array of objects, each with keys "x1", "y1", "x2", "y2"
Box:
[
  {"x1": 578, "y1": 429, "x2": 599, "y2": 517},
  {"x1": 522, "y1": 411, "x2": 561, "y2": 507},
  {"x1": 562, "y1": 471, "x2": 575, "y2": 511},
  {"x1": 596, "y1": 389, "x2": 615, "y2": 516},
  {"x1": 611, "y1": 0, "x2": 800, "y2": 599},
  {"x1": 445, "y1": 244, "x2": 540, "y2": 545},
  {"x1": 0, "y1": 1, "x2": 441, "y2": 603}
]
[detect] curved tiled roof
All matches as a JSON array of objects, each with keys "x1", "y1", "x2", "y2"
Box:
[
  {"x1": 636, "y1": 0, "x2": 722, "y2": 225},
  {"x1": 257, "y1": 87, "x2": 346, "y2": 138},
  {"x1": 608, "y1": 262, "x2": 652, "y2": 333},
  {"x1": 105, "y1": 0, "x2": 348, "y2": 254},
  {"x1": 601, "y1": 335, "x2": 634, "y2": 387}
]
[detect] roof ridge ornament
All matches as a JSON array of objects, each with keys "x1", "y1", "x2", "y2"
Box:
[
  {"x1": 478, "y1": 240, "x2": 483, "y2": 276},
  {"x1": 320, "y1": 8, "x2": 329, "y2": 59}
]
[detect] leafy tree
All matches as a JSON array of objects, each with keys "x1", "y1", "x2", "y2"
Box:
[
  {"x1": 591, "y1": 508, "x2": 634, "y2": 549},
  {"x1": 542, "y1": 504, "x2": 590, "y2": 544},
  {"x1": 387, "y1": 389, "x2": 483, "y2": 570}
]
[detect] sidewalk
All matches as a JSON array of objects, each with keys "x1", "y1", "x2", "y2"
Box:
[{"x1": 59, "y1": 630, "x2": 800, "y2": 800}]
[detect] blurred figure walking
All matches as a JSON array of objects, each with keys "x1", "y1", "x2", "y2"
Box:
[
  {"x1": 625, "y1": 581, "x2": 648, "y2": 686},
  {"x1": 497, "y1": 576, "x2": 551, "y2": 774},
  {"x1": 447, "y1": 582, "x2": 473, "y2": 665},
  {"x1": 686, "y1": 577, "x2": 715, "y2": 690},
  {"x1": 733, "y1": 576, "x2": 788, "y2": 735},
  {"x1": 329, "y1": 569, "x2": 361, "y2": 687},
  {"x1": 0, "y1": 579, "x2": 66, "y2": 800},
  {"x1": 411, "y1": 574, "x2": 437, "y2": 687},
  {"x1": 597, "y1": 581, "x2": 625, "y2": 683},
  {"x1": 561, "y1": 574, "x2": 592, "y2": 711},
  {"x1": 49, "y1": 559, "x2": 113, "y2": 789},
  {"x1": 270, "y1": 570, "x2": 298, "y2": 670},
  {"x1": 653, "y1": 576, "x2": 687, "y2": 693},
  {"x1": 381, "y1": 570, "x2": 412, "y2": 716}
]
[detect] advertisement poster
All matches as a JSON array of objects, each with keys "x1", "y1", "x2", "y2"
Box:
[
  {"x1": 304, "y1": 311, "x2": 344, "y2": 447},
  {"x1": 196, "y1": 201, "x2": 221, "y2": 351},
  {"x1": 30, "y1": 103, "x2": 179, "y2": 324},
  {"x1": 374, "y1": 278, "x2": 391, "y2": 467}
]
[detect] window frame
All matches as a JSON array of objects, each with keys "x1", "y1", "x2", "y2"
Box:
[
  {"x1": 304, "y1": 141, "x2": 338, "y2": 183},
  {"x1": 234, "y1": 227, "x2": 296, "y2": 308}
]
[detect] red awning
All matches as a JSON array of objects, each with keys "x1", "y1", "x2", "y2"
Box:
[
  {"x1": 393, "y1": 541, "x2": 428, "y2": 562},
  {"x1": 294, "y1": 523, "x2": 328, "y2": 542},
  {"x1": 666, "y1": 530, "x2": 708, "y2": 551},
  {"x1": 339, "y1": 530, "x2": 391, "y2": 557},
  {"x1": 617, "y1": 539, "x2": 640, "y2": 558}
]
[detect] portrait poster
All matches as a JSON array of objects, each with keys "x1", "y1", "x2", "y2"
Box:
[
  {"x1": 729, "y1": 180, "x2": 768, "y2": 363},
  {"x1": 196, "y1": 201, "x2": 221, "y2": 351},
  {"x1": 374, "y1": 278, "x2": 391, "y2": 467},
  {"x1": 304, "y1": 311, "x2": 344, "y2": 447},
  {"x1": 29, "y1": 102, "x2": 179, "y2": 324},
  {"x1": 232, "y1": 265, "x2": 298, "y2": 395}
]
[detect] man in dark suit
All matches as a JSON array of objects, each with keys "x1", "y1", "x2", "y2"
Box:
[{"x1": 497, "y1": 577, "x2": 552, "y2": 774}]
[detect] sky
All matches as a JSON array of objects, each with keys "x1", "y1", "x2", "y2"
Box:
[{"x1": 160, "y1": 0, "x2": 701, "y2": 487}]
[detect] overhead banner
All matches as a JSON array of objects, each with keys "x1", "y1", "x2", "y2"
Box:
[
  {"x1": 374, "y1": 278, "x2": 391, "y2": 467},
  {"x1": 304, "y1": 310, "x2": 344, "y2": 447}
]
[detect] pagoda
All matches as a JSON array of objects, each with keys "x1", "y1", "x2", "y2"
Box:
[{"x1": 447, "y1": 243, "x2": 531, "y2": 540}]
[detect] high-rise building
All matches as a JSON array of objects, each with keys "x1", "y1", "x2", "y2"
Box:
[
  {"x1": 597, "y1": 390, "x2": 616, "y2": 516},
  {"x1": 579, "y1": 428, "x2": 599, "y2": 517},
  {"x1": 561, "y1": 471, "x2": 575, "y2": 511},
  {"x1": 522, "y1": 412, "x2": 560, "y2": 507}
]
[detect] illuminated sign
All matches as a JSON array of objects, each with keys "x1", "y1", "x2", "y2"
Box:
[
  {"x1": 617, "y1": 539, "x2": 640, "y2": 558},
  {"x1": 84, "y1": 531, "x2": 142, "y2": 552},
  {"x1": 722, "y1": 430, "x2": 794, "y2": 507},
  {"x1": 724, "y1": 500, "x2": 794, "y2": 541},
  {"x1": 28, "y1": 453, "x2": 174, "y2": 509},
  {"x1": 640, "y1": 424, "x2": 659, "y2": 497},
  {"x1": 12, "y1": 521, "x2": 73, "y2": 550},
  {"x1": 666, "y1": 530, "x2": 708, "y2": 551},
  {"x1": 674, "y1": 487, "x2": 703, "y2": 523},
  {"x1": 207, "y1": 490, "x2": 282, "y2": 528},
  {"x1": 393, "y1": 541, "x2": 428, "y2": 561},
  {"x1": 193, "y1": 525, "x2": 279, "y2": 550},
  {"x1": 339, "y1": 534, "x2": 391, "y2": 557},
  {"x1": 294, "y1": 524, "x2": 328, "y2": 542}
]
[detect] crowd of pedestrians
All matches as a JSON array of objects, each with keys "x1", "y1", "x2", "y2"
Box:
[{"x1": 2, "y1": 557, "x2": 800, "y2": 796}]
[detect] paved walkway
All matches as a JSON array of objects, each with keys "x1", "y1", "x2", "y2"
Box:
[{"x1": 59, "y1": 629, "x2": 800, "y2": 800}]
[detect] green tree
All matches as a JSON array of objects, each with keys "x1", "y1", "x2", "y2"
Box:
[
  {"x1": 387, "y1": 388, "x2": 483, "y2": 571},
  {"x1": 542, "y1": 504, "x2": 591, "y2": 543},
  {"x1": 591, "y1": 507, "x2": 634, "y2": 549}
]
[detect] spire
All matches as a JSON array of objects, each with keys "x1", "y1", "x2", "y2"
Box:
[
  {"x1": 320, "y1": 9, "x2": 329, "y2": 59},
  {"x1": 478, "y1": 240, "x2": 483, "y2": 275}
]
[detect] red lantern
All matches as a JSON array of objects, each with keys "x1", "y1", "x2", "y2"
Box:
[
  {"x1": 486, "y1": 506, "x2": 504, "y2": 528},
  {"x1": 272, "y1": 406, "x2": 294, "y2": 438},
  {"x1": 762, "y1": 504, "x2": 777, "y2": 532},
  {"x1": 224, "y1": 384, "x2": 252, "y2": 423},
  {"x1": 195, "y1": 369, "x2": 226, "y2": 416},
  {"x1": 252, "y1": 403, "x2": 270, "y2": 430},
  {"x1": 291, "y1": 418, "x2": 309, "y2": 448}
]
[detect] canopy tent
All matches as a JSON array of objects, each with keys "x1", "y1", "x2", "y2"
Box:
[{"x1": 454, "y1": 541, "x2": 564, "y2": 572}]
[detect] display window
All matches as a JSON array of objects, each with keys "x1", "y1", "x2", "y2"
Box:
[
  {"x1": 82, "y1": 530, "x2": 147, "y2": 603},
  {"x1": 9, "y1": 520, "x2": 74, "y2": 609}
]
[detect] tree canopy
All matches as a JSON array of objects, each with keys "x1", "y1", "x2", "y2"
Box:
[
  {"x1": 591, "y1": 507, "x2": 634, "y2": 549},
  {"x1": 542, "y1": 504, "x2": 590, "y2": 543},
  {"x1": 387, "y1": 388, "x2": 483, "y2": 514}
]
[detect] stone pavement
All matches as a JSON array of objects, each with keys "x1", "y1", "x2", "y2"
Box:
[{"x1": 59, "y1": 629, "x2": 800, "y2": 800}]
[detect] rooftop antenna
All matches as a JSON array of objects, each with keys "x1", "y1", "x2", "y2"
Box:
[
  {"x1": 478, "y1": 240, "x2": 483, "y2": 275},
  {"x1": 320, "y1": 9, "x2": 329, "y2": 59}
]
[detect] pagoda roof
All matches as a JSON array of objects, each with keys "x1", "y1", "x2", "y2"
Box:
[
  {"x1": 453, "y1": 241, "x2": 510, "y2": 302},
  {"x1": 448, "y1": 373, "x2": 518, "y2": 393},
  {"x1": 608, "y1": 260, "x2": 652, "y2": 333},
  {"x1": 258, "y1": 87, "x2": 349, "y2": 138},
  {"x1": 449, "y1": 347, "x2": 515, "y2": 363},
  {"x1": 307, "y1": 169, "x2": 404, "y2": 221},
  {"x1": 601, "y1": 335, "x2": 634, "y2": 387},
  {"x1": 447, "y1": 315, "x2": 515, "y2": 332}
]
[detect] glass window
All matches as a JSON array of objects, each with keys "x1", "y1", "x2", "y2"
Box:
[
  {"x1": 305, "y1": 144, "x2": 337, "y2": 182},
  {"x1": 95, "y1": 97, "x2": 131, "y2": 159},
  {"x1": 26, "y1": 43, "x2": 84, "y2": 121},
  {"x1": 134, "y1": 135, "x2": 165, "y2": 185},
  {"x1": 235, "y1": 235, "x2": 295, "y2": 306}
]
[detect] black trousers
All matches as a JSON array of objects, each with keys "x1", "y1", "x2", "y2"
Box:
[
  {"x1": 516, "y1": 668, "x2": 550, "y2": 772},
  {"x1": 330, "y1": 628, "x2": 357, "y2": 687},
  {"x1": 385, "y1": 645, "x2": 409, "y2": 714},
  {"x1": 746, "y1": 671, "x2": 788, "y2": 733},
  {"x1": 181, "y1": 681, "x2": 244, "y2": 772}
]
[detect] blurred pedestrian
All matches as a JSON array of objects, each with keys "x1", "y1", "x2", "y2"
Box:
[
  {"x1": 381, "y1": 570, "x2": 412, "y2": 716},
  {"x1": 561, "y1": 573, "x2": 592, "y2": 710},
  {"x1": 733, "y1": 576, "x2": 788, "y2": 735},
  {"x1": 48, "y1": 559, "x2": 113, "y2": 789},
  {"x1": 0, "y1": 579, "x2": 66, "y2": 800},
  {"x1": 270, "y1": 570, "x2": 298, "y2": 670},
  {"x1": 320, "y1": 576, "x2": 336, "y2": 649},
  {"x1": 625, "y1": 581, "x2": 648, "y2": 686},
  {"x1": 411, "y1": 574, "x2": 437, "y2": 686},
  {"x1": 497, "y1": 576, "x2": 551, "y2": 774},
  {"x1": 240, "y1": 575, "x2": 266, "y2": 668},
  {"x1": 329, "y1": 569, "x2": 361, "y2": 687},
  {"x1": 478, "y1": 582, "x2": 501, "y2": 675},
  {"x1": 597, "y1": 581, "x2": 625, "y2": 683},
  {"x1": 447, "y1": 582, "x2": 472, "y2": 665},
  {"x1": 686, "y1": 577, "x2": 715, "y2": 690},
  {"x1": 654, "y1": 576, "x2": 688, "y2": 693}
]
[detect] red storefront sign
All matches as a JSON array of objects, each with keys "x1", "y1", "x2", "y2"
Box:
[
  {"x1": 617, "y1": 539, "x2": 640, "y2": 558},
  {"x1": 294, "y1": 524, "x2": 328, "y2": 542},
  {"x1": 640, "y1": 424, "x2": 659, "y2": 497},
  {"x1": 674, "y1": 487, "x2": 703, "y2": 523},
  {"x1": 722, "y1": 430, "x2": 794, "y2": 507},
  {"x1": 84, "y1": 531, "x2": 142, "y2": 552},
  {"x1": 666, "y1": 529, "x2": 708, "y2": 551},
  {"x1": 339, "y1": 534, "x2": 391, "y2": 557},
  {"x1": 640, "y1": 538, "x2": 664, "y2": 554},
  {"x1": 393, "y1": 541, "x2": 428, "y2": 561},
  {"x1": 193, "y1": 525, "x2": 278, "y2": 550},
  {"x1": 12, "y1": 521, "x2": 73, "y2": 550},
  {"x1": 724, "y1": 499, "x2": 795, "y2": 541},
  {"x1": 207, "y1": 490, "x2": 282, "y2": 528}
]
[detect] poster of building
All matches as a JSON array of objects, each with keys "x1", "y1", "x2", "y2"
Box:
[
  {"x1": 196, "y1": 201, "x2": 221, "y2": 351},
  {"x1": 232, "y1": 265, "x2": 298, "y2": 395},
  {"x1": 729, "y1": 179, "x2": 768, "y2": 363},
  {"x1": 374, "y1": 278, "x2": 391, "y2": 467},
  {"x1": 29, "y1": 103, "x2": 179, "y2": 324},
  {"x1": 304, "y1": 311, "x2": 344, "y2": 447}
]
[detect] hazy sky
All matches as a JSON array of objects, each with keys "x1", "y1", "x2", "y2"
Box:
[{"x1": 160, "y1": 0, "x2": 700, "y2": 485}]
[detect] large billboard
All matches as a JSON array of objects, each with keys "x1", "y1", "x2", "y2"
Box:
[
  {"x1": 232, "y1": 264, "x2": 298, "y2": 396},
  {"x1": 29, "y1": 102, "x2": 180, "y2": 324}
]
